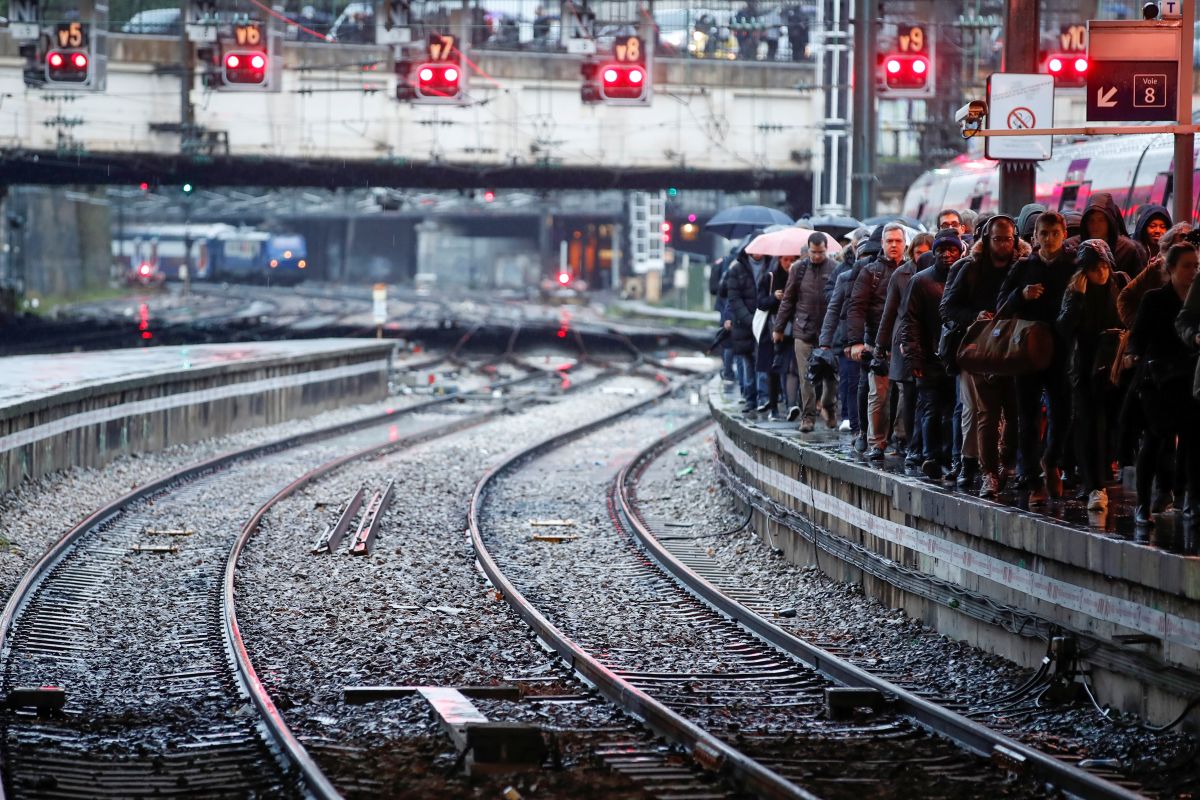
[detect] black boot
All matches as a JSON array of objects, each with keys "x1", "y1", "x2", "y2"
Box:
[{"x1": 956, "y1": 458, "x2": 980, "y2": 490}]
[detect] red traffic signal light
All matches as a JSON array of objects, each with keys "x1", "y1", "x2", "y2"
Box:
[
  {"x1": 1044, "y1": 53, "x2": 1087, "y2": 86},
  {"x1": 415, "y1": 62, "x2": 461, "y2": 99},
  {"x1": 46, "y1": 50, "x2": 89, "y2": 83},
  {"x1": 882, "y1": 53, "x2": 929, "y2": 89},
  {"x1": 599, "y1": 63, "x2": 646, "y2": 102},
  {"x1": 223, "y1": 50, "x2": 267, "y2": 86}
]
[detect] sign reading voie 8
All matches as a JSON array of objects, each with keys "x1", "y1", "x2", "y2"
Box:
[{"x1": 1086, "y1": 20, "x2": 1179, "y2": 123}]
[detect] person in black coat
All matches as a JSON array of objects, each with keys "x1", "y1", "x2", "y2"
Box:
[
  {"x1": 1056, "y1": 238, "x2": 1130, "y2": 513},
  {"x1": 710, "y1": 244, "x2": 741, "y2": 384},
  {"x1": 755, "y1": 256, "x2": 793, "y2": 418},
  {"x1": 721, "y1": 248, "x2": 761, "y2": 411},
  {"x1": 940, "y1": 215, "x2": 1022, "y2": 496},
  {"x1": 1127, "y1": 243, "x2": 1200, "y2": 526},
  {"x1": 901, "y1": 230, "x2": 963, "y2": 479},
  {"x1": 996, "y1": 210, "x2": 1076, "y2": 504},
  {"x1": 847, "y1": 223, "x2": 906, "y2": 459}
]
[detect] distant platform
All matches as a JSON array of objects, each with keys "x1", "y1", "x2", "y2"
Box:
[{"x1": 0, "y1": 339, "x2": 396, "y2": 492}]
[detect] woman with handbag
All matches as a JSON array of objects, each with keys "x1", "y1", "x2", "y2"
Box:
[
  {"x1": 1056, "y1": 239, "x2": 1130, "y2": 514},
  {"x1": 1127, "y1": 243, "x2": 1200, "y2": 526}
]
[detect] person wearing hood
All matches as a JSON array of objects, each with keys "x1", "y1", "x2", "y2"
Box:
[
  {"x1": 901, "y1": 229, "x2": 963, "y2": 479},
  {"x1": 1016, "y1": 203, "x2": 1047, "y2": 246},
  {"x1": 1065, "y1": 192, "x2": 1146, "y2": 277},
  {"x1": 1056, "y1": 238, "x2": 1130, "y2": 513},
  {"x1": 996, "y1": 210, "x2": 1075, "y2": 504},
  {"x1": 720, "y1": 246, "x2": 763, "y2": 412},
  {"x1": 1126, "y1": 242, "x2": 1200, "y2": 527},
  {"x1": 711, "y1": 241, "x2": 745, "y2": 387},
  {"x1": 847, "y1": 223, "x2": 907, "y2": 460},
  {"x1": 940, "y1": 214, "x2": 1022, "y2": 498},
  {"x1": 821, "y1": 230, "x2": 881, "y2": 435}
]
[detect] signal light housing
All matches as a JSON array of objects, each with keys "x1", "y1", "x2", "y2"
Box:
[
  {"x1": 45, "y1": 50, "x2": 89, "y2": 83},
  {"x1": 599, "y1": 63, "x2": 647, "y2": 103},
  {"x1": 1044, "y1": 52, "x2": 1088, "y2": 87},
  {"x1": 878, "y1": 53, "x2": 932, "y2": 97},
  {"x1": 223, "y1": 50, "x2": 268, "y2": 86},
  {"x1": 414, "y1": 62, "x2": 462, "y2": 101}
]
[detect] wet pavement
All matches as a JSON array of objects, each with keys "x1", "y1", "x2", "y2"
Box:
[{"x1": 738, "y1": 407, "x2": 1200, "y2": 558}]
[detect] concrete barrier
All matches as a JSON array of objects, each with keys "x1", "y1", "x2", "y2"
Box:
[
  {"x1": 0, "y1": 339, "x2": 395, "y2": 493},
  {"x1": 711, "y1": 385, "x2": 1200, "y2": 727}
]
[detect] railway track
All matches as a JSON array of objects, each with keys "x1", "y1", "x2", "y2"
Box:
[
  {"x1": 0, "y1": 337, "x2": 569, "y2": 798},
  {"x1": 469, "y1": 390, "x2": 1148, "y2": 800}
]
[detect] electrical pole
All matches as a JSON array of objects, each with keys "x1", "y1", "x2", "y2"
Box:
[
  {"x1": 816, "y1": 0, "x2": 852, "y2": 216},
  {"x1": 998, "y1": 0, "x2": 1039, "y2": 212},
  {"x1": 179, "y1": 0, "x2": 194, "y2": 150},
  {"x1": 850, "y1": 0, "x2": 877, "y2": 219},
  {"x1": 1174, "y1": 0, "x2": 1194, "y2": 225}
]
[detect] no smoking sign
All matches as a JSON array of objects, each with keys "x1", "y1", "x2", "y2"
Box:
[{"x1": 1007, "y1": 107, "x2": 1035, "y2": 130}]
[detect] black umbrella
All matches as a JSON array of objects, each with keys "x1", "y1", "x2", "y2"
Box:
[
  {"x1": 705, "y1": 205, "x2": 794, "y2": 239},
  {"x1": 796, "y1": 213, "x2": 862, "y2": 239}
]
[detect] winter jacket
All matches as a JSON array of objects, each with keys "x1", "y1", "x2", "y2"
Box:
[
  {"x1": 774, "y1": 255, "x2": 836, "y2": 343},
  {"x1": 1131, "y1": 204, "x2": 1171, "y2": 261},
  {"x1": 900, "y1": 261, "x2": 952, "y2": 382},
  {"x1": 874, "y1": 259, "x2": 920, "y2": 381},
  {"x1": 1056, "y1": 271, "x2": 1129, "y2": 381},
  {"x1": 1176, "y1": 275, "x2": 1200, "y2": 351},
  {"x1": 845, "y1": 256, "x2": 901, "y2": 348},
  {"x1": 1117, "y1": 265, "x2": 1166, "y2": 329},
  {"x1": 996, "y1": 245, "x2": 1077, "y2": 324},
  {"x1": 721, "y1": 255, "x2": 759, "y2": 356},
  {"x1": 1064, "y1": 192, "x2": 1147, "y2": 277},
  {"x1": 819, "y1": 262, "x2": 853, "y2": 349},
  {"x1": 1128, "y1": 285, "x2": 1192, "y2": 367},
  {"x1": 940, "y1": 245, "x2": 1020, "y2": 330}
]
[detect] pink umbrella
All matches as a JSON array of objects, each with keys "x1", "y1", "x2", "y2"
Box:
[{"x1": 746, "y1": 227, "x2": 842, "y2": 258}]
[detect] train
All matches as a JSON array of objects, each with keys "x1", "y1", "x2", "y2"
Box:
[
  {"x1": 901, "y1": 130, "x2": 1198, "y2": 229},
  {"x1": 114, "y1": 224, "x2": 309, "y2": 285}
]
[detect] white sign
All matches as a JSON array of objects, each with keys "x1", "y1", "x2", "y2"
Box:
[
  {"x1": 985, "y1": 72, "x2": 1055, "y2": 161},
  {"x1": 10, "y1": 0, "x2": 39, "y2": 40},
  {"x1": 1159, "y1": 0, "x2": 1183, "y2": 19},
  {"x1": 372, "y1": 283, "x2": 388, "y2": 325}
]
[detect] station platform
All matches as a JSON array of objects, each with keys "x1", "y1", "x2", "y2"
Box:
[
  {"x1": 709, "y1": 382, "x2": 1200, "y2": 727},
  {"x1": 0, "y1": 339, "x2": 396, "y2": 493}
]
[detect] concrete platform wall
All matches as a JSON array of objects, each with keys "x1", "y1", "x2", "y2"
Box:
[
  {"x1": 711, "y1": 390, "x2": 1200, "y2": 728},
  {"x1": 0, "y1": 341, "x2": 395, "y2": 493}
]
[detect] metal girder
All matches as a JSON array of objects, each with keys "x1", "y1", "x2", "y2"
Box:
[{"x1": 0, "y1": 149, "x2": 812, "y2": 193}]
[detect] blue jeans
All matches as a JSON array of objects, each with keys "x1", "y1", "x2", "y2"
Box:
[
  {"x1": 838, "y1": 354, "x2": 859, "y2": 431},
  {"x1": 721, "y1": 348, "x2": 735, "y2": 382},
  {"x1": 735, "y1": 354, "x2": 756, "y2": 404}
]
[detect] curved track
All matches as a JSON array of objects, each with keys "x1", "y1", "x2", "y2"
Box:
[{"x1": 468, "y1": 391, "x2": 1147, "y2": 800}]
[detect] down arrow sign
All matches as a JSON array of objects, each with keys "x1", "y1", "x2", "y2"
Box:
[{"x1": 1097, "y1": 86, "x2": 1118, "y2": 108}]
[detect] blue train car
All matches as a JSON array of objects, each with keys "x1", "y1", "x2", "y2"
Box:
[
  {"x1": 205, "y1": 229, "x2": 271, "y2": 282},
  {"x1": 264, "y1": 234, "x2": 309, "y2": 284}
]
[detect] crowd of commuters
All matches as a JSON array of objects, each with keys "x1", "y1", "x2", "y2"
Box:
[{"x1": 712, "y1": 195, "x2": 1200, "y2": 527}]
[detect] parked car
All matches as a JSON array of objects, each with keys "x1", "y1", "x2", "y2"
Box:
[{"x1": 120, "y1": 7, "x2": 181, "y2": 36}]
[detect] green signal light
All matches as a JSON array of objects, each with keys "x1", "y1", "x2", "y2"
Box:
[
  {"x1": 182, "y1": 183, "x2": 193, "y2": 193},
  {"x1": 667, "y1": 187, "x2": 678, "y2": 197}
]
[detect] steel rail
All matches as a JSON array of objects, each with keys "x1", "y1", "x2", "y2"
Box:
[
  {"x1": 615, "y1": 417, "x2": 1147, "y2": 800},
  {"x1": 0, "y1": 345, "x2": 549, "y2": 800},
  {"x1": 466, "y1": 383, "x2": 823, "y2": 800},
  {"x1": 226, "y1": 409, "x2": 504, "y2": 800}
]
